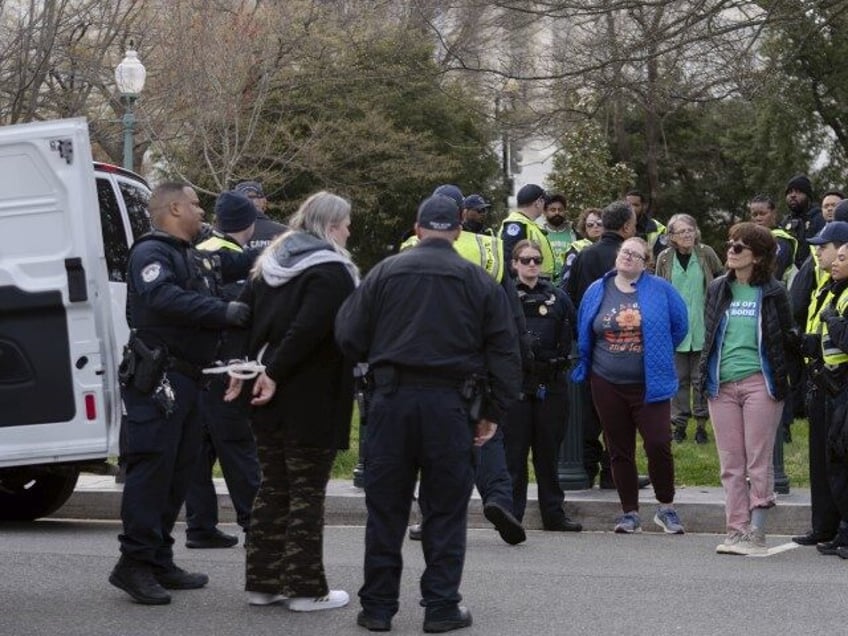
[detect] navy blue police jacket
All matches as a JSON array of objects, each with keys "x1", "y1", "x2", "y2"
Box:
[{"x1": 126, "y1": 230, "x2": 253, "y2": 367}]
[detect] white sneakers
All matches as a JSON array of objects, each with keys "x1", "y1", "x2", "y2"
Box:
[
  {"x1": 288, "y1": 590, "x2": 350, "y2": 612},
  {"x1": 249, "y1": 589, "x2": 349, "y2": 612},
  {"x1": 715, "y1": 529, "x2": 767, "y2": 556},
  {"x1": 248, "y1": 591, "x2": 287, "y2": 605}
]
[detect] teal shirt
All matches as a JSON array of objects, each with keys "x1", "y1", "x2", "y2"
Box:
[
  {"x1": 671, "y1": 253, "x2": 705, "y2": 352},
  {"x1": 719, "y1": 281, "x2": 761, "y2": 383}
]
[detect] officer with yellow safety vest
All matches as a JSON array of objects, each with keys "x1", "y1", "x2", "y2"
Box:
[
  {"x1": 500, "y1": 184, "x2": 556, "y2": 280},
  {"x1": 801, "y1": 236, "x2": 848, "y2": 557},
  {"x1": 185, "y1": 191, "x2": 261, "y2": 550},
  {"x1": 796, "y1": 222, "x2": 848, "y2": 548}
]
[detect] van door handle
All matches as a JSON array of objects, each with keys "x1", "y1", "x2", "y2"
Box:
[{"x1": 65, "y1": 257, "x2": 88, "y2": 302}]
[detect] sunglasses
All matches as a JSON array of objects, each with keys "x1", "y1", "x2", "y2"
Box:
[
  {"x1": 619, "y1": 248, "x2": 646, "y2": 262},
  {"x1": 585, "y1": 220, "x2": 603, "y2": 228},
  {"x1": 726, "y1": 241, "x2": 752, "y2": 254},
  {"x1": 517, "y1": 256, "x2": 543, "y2": 265}
]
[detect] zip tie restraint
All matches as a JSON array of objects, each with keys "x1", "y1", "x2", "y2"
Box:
[{"x1": 202, "y1": 343, "x2": 268, "y2": 380}]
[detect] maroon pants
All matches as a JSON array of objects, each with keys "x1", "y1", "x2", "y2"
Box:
[{"x1": 590, "y1": 374, "x2": 675, "y2": 513}]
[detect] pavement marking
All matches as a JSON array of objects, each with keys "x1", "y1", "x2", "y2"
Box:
[{"x1": 747, "y1": 542, "x2": 801, "y2": 557}]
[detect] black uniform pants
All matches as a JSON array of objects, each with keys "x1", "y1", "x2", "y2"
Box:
[
  {"x1": 473, "y1": 426, "x2": 515, "y2": 513},
  {"x1": 119, "y1": 371, "x2": 202, "y2": 568},
  {"x1": 504, "y1": 390, "x2": 567, "y2": 525},
  {"x1": 185, "y1": 376, "x2": 260, "y2": 535},
  {"x1": 806, "y1": 381, "x2": 841, "y2": 537},
  {"x1": 824, "y1": 390, "x2": 848, "y2": 528},
  {"x1": 360, "y1": 386, "x2": 474, "y2": 622}
]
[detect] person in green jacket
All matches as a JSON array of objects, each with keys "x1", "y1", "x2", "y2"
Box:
[{"x1": 656, "y1": 213, "x2": 723, "y2": 444}]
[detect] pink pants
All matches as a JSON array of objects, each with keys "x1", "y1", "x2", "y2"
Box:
[{"x1": 707, "y1": 373, "x2": 783, "y2": 533}]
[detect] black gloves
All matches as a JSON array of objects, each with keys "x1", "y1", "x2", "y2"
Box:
[
  {"x1": 801, "y1": 333, "x2": 822, "y2": 360},
  {"x1": 820, "y1": 305, "x2": 839, "y2": 323},
  {"x1": 225, "y1": 301, "x2": 251, "y2": 327}
]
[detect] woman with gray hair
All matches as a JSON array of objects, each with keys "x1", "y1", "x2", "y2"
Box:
[
  {"x1": 225, "y1": 191, "x2": 358, "y2": 612},
  {"x1": 655, "y1": 213, "x2": 723, "y2": 444}
]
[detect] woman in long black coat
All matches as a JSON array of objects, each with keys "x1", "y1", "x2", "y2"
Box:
[{"x1": 226, "y1": 191, "x2": 358, "y2": 612}]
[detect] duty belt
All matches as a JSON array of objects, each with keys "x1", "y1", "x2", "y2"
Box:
[
  {"x1": 372, "y1": 365, "x2": 463, "y2": 390},
  {"x1": 168, "y1": 357, "x2": 203, "y2": 382}
]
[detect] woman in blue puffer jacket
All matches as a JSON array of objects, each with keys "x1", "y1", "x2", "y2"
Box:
[{"x1": 572, "y1": 237, "x2": 688, "y2": 535}]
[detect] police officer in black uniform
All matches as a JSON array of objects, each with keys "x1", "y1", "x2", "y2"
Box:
[
  {"x1": 506, "y1": 239, "x2": 581, "y2": 531},
  {"x1": 335, "y1": 195, "x2": 521, "y2": 633},
  {"x1": 109, "y1": 182, "x2": 253, "y2": 605},
  {"x1": 234, "y1": 181, "x2": 287, "y2": 250}
]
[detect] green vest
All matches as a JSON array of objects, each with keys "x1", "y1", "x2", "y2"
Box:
[
  {"x1": 399, "y1": 232, "x2": 504, "y2": 282},
  {"x1": 500, "y1": 211, "x2": 555, "y2": 279},
  {"x1": 822, "y1": 286, "x2": 848, "y2": 368}
]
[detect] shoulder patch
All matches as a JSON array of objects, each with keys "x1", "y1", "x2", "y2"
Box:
[
  {"x1": 141, "y1": 262, "x2": 162, "y2": 283},
  {"x1": 505, "y1": 223, "x2": 521, "y2": 237}
]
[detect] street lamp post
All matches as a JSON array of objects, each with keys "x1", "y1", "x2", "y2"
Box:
[{"x1": 114, "y1": 48, "x2": 146, "y2": 172}]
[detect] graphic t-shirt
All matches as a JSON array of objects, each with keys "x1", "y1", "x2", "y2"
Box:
[
  {"x1": 592, "y1": 279, "x2": 644, "y2": 383},
  {"x1": 719, "y1": 281, "x2": 761, "y2": 383}
]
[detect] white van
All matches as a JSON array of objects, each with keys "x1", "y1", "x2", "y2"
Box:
[{"x1": 0, "y1": 118, "x2": 150, "y2": 520}]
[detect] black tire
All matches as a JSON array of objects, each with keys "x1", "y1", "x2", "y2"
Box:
[{"x1": 0, "y1": 466, "x2": 80, "y2": 521}]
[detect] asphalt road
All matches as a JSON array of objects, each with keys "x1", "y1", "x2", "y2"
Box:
[{"x1": 0, "y1": 520, "x2": 844, "y2": 636}]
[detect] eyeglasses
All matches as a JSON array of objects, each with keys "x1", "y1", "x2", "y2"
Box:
[
  {"x1": 619, "y1": 248, "x2": 646, "y2": 262},
  {"x1": 726, "y1": 241, "x2": 752, "y2": 254},
  {"x1": 585, "y1": 220, "x2": 603, "y2": 228},
  {"x1": 517, "y1": 256, "x2": 543, "y2": 265},
  {"x1": 671, "y1": 228, "x2": 695, "y2": 236}
]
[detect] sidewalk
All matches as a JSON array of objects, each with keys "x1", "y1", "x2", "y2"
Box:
[{"x1": 55, "y1": 475, "x2": 813, "y2": 534}]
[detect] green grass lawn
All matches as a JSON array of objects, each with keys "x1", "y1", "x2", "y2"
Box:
[{"x1": 327, "y1": 411, "x2": 811, "y2": 487}]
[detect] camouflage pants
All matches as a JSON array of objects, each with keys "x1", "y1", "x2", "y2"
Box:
[{"x1": 245, "y1": 427, "x2": 335, "y2": 598}]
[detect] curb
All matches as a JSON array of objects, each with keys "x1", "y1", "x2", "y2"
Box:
[{"x1": 53, "y1": 476, "x2": 813, "y2": 535}]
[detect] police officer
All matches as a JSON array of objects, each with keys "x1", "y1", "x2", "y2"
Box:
[
  {"x1": 336, "y1": 195, "x2": 521, "y2": 633},
  {"x1": 234, "y1": 181, "x2": 287, "y2": 250},
  {"x1": 500, "y1": 183, "x2": 556, "y2": 279},
  {"x1": 109, "y1": 182, "x2": 252, "y2": 605},
  {"x1": 184, "y1": 191, "x2": 261, "y2": 549},
  {"x1": 506, "y1": 239, "x2": 581, "y2": 531},
  {"x1": 401, "y1": 187, "x2": 526, "y2": 545}
]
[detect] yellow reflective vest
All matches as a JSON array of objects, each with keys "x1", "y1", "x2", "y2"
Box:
[
  {"x1": 196, "y1": 234, "x2": 242, "y2": 253},
  {"x1": 399, "y1": 231, "x2": 504, "y2": 282},
  {"x1": 500, "y1": 211, "x2": 555, "y2": 279},
  {"x1": 822, "y1": 285, "x2": 848, "y2": 368}
]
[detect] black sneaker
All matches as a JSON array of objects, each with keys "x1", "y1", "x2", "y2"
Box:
[
  {"x1": 544, "y1": 516, "x2": 582, "y2": 533},
  {"x1": 109, "y1": 557, "x2": 171, "y2": 605},
  {"x1": 673, "y1": 427, "x2": 687, "y2": 443},
  {"x1": 357, "y1": 610, "x2": 392, "y2": 632},
  {"x1": 694, "y1": 428, "x2": 709, "y2": 445},
  {"x1": 186, "y1": 528, "x2": 238, "y2": 549},
  {"x1": 153, "y1": 564, "x2": 209, "y2": 589},
  {"x1": 423, "y1": 606, "x2": 472, "y2": 633},
  {"x1": 483, "y1": 503, "x2": 527, "y2": 545}
]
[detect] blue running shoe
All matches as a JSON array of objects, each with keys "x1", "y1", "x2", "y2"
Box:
[
  {"x1": 614, "y1": 511, "x2": 642, "y2": 534},
  {"x1": 654, "y1": 507, "x2": 685, "y2": 534}
]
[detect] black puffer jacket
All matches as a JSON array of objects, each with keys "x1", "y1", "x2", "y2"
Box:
[{"x1": 699, "y1": 274, "x2": 795, "y2": 401}]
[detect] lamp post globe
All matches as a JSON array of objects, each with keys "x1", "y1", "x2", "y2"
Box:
[{"x1": 115, "y1": 49, "x2": 146, "y2": 171}]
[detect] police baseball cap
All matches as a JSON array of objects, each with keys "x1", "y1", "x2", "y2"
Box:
[
  {"x1": 516, "y1": 183, "x2": 546, "y2": 206},
  {"x1": 417, "y1": 195, "x2": 460, "y2": 231},
  {"x1": 808, "y1": 221, "x2": 848, "y2": 246},
  {"x1": 234, "y1": 181, "x2": 265, "y2": 198},
  {"x1": 463, "y1": 194, "x2": 491, "y2": 210},
  {"x1": 432, "y1": 184, "x2": 464, "y2": 208},
  {"x1": 215, "y1": 191, "x2": 257, "y2": 233}
]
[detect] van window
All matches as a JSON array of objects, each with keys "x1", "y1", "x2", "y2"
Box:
[
  {"x1": 96, "y1": 178, "x2": 130, "y2": 282},
  {"x1": 118, "y1": 180, "x2": 151, "y2": 240}
]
